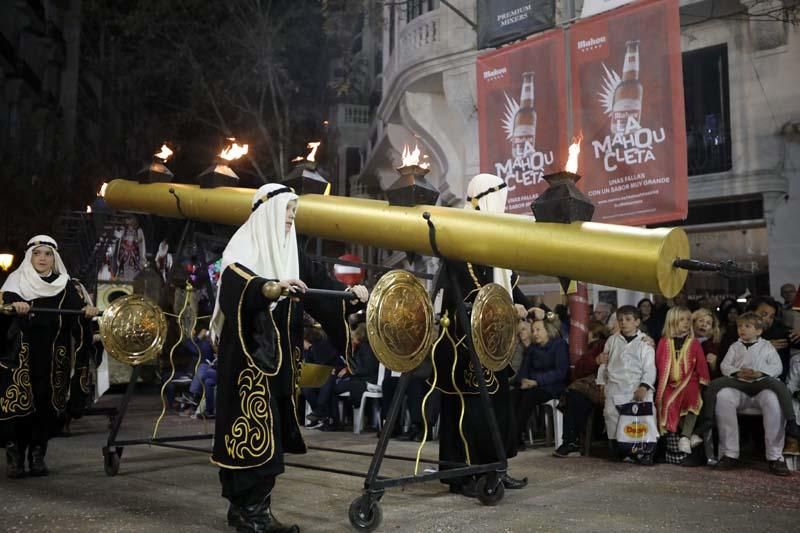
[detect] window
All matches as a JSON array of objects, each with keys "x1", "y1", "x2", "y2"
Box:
[
  {"x1": 406, "y1": 0, "x2": 439, "y2": 23},
  {"x1": 682, "y1": 45, "x2": 732, "y2": 176},
  {"x1": 389, "y1": 4, "x2": 395, "y2": 54},
  {"x1": 345, "y1": 147, "x2": 362, "y2": 197}
]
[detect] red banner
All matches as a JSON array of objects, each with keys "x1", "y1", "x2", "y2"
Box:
[
  {"x1": 570, "y1": 0, "x2": 686, "y2": 225},
  {"x1": 477, "y1": 30, "x2": 568, "y2": 215}
]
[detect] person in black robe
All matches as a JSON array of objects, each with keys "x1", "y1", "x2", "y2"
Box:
[
  {"x1": 432, "y1": 174, "x2": 533, "y2": 496},
  {"x1": 1, "y1": 236, "x2": 98, "y2": 478},
  {"x1": 210, "y1": 184, "x2": 367, "y2": 533}
]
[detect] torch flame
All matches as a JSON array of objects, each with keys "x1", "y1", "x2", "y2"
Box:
[
  {"x1": 86, "y1": 205, "x2": 92, "y2": 213},
  {"x1": 565, "y1": 135, "x2": 582, "y2": 174},
  {"x1": 99, "y1": 182, "x2": 108, "y2": 197},
  {"x1": 400, "y1": 144, "x2": 431, "y2": 169},
  {"x1": 305, "y1": 141, "x2": 321, "y2": 162},
  {"x1": 154, "y1": 143, "x2": 174, "y2": 162},
  {"x1": 219, "y1": 140, "x2": 249, "y2": 161}
]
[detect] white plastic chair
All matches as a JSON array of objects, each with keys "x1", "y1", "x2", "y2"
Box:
[
  {"x1": 543, "y1": 398, "x2": 564, "y2": 450},
  {"x1": 353, "y1": 364, "x2": 385, "y2": 435}
]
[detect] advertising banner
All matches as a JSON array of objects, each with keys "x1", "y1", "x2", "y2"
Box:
[
  {"x1": 477, "y1": 0, "x2": 556, "y2": 50},
  {"x1": 569, "y1": 0, "x2": 687, "y2": 225},
  {"x1": 476, "y1": 29, "x2": 568, "y2": 215}
]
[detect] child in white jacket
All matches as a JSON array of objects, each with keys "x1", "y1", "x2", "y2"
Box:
[{"x1": 597, "y1": 306, "x2": 656, "y2": 462}]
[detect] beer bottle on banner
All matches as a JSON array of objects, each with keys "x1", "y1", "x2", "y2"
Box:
[
  {"x1": 611, "y1": 41, "x2": 643, "y2": 135},
  {"x1": 512, "y1": 72, "x2": 536, "y2": 158}
]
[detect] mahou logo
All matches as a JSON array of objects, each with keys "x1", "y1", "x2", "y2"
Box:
[
  {"x1": 577, "y1": 36, "x2": 607, "y2": 52},
  {"x1": 483, "y1": 67, "x2": 507, "y2": 81}
]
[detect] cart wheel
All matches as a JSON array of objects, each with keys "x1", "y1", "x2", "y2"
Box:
[
  {"x1": 104, "y1": 450, "x2": 120, "y2": 477},
  {"x1": 476, "y1": 474, "x2": 504, "y2": 506},
  {"x1": 348, "y1": 496, "x2": 383, "y2": 532}
]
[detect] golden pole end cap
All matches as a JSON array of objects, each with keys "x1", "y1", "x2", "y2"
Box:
[
  {"x1": 439, "y1": 315, "x2": 451, "y2": 329},
  {"x1": 262, "y1": 281, "x2": 283, "y2": 300}
]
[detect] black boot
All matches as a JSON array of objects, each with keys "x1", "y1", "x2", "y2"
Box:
[
  {"x1": 501, "y1": 473, "x2": 528, "y2": 489},
  {"x1": 6, "y1": 442, "x2": 25, "y2": 479},
  {"x1": 227, "y1": 503, "x2": 246, "y2": 528},
  {"x1": 237, "y1": 496, "x2": 299, "y2": 533},
  {"x1": 28, "y1": 444, "x2": 49, "y2": 477}
]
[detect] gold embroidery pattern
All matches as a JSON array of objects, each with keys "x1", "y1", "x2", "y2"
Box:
[
  {"x1": 52, "y1": 345, "x2": 70, "y2": 411},
  {"x1": 225, "y1": 364, "x2": 274, "y2": 461},
  {"x1": 1, "y1": 341, "x2": 32, "y2": 416},
  {"x1": 463, "y1": 360, "x2": 499, "y2": 394},
  {"x1": 79, "y1": 367, "x2": 90, "y2": 394}
]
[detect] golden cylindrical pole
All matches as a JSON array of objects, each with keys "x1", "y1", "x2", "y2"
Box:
[{"x1": 104, "y1": 179, "x2": 688, "y2": 296}]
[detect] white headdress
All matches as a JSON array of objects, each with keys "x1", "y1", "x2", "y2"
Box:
[
  {"x1": 1, "y1": 235, "x2": 70, "y2": 300},
  {"x1": 464, "y1": 174, "x2": 513, "y2": 296},
  {"x1": 210, "y1": 184, "x2": 300, "y2": 338}
]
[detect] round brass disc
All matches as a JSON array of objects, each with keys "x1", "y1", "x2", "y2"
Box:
[
  {"x1": 366, "y1": 270, "x2": 434, "y2": 373},
  {"x1": 99, "y1": 294, "x2": 168, "y2": 366},
  {"x1": 471, "y1": 283, "x2": 517, "y2": 371}
]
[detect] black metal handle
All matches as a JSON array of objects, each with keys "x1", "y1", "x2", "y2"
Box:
[
  {"x1": 673, "y1": 258, "x2": 753, "y2": 278},
  {"x1": 1, "y1": 305, "x2": 102, "y2": 316},
  {"x1": 298, "y1": 288, "x2": 360, "y2": 300}
]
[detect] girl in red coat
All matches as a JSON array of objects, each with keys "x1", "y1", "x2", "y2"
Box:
[{"x1": 655, "y1": 306, "x2": 711, "y2": 457}]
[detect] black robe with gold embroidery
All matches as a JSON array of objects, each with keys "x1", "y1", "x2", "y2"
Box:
[
  {"x1": 433, "y1": 262, "x2": 529, "y2": 471},
  {"x1": 212, "y1": 254, "x2": 355, "y2": 473},
  {"x1": 0, "y1": 277, "x2": 84, "y2": 444}
]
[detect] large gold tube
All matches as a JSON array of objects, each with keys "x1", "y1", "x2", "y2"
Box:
[{"x1": 105, "y1": 179, "x2": 688, "y2": 296}]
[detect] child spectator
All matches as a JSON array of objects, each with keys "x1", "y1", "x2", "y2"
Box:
[
  {"x1": 655, "y1": 307, "x2": 710, "y2": 462},
  {"x1": 713, "y1": 312, "x2": 796, "y2": 475},
  {"x1": 596, "y1": 306, "x2": 656, "y2": 463},
  {"x1": 693, "y1": 308, "x2": 721, "y2": 378},
  {"x1": 553, "y1": 321, "x2": 610, "y2": 458},
  {"x1": 513, "y1": 318, "x2": 569, "y2": 449}
]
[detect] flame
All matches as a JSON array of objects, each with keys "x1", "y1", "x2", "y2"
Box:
[
  {"x1": 154, "y1": 143, "x2": 173, "y2": 162},
  {"x1": 291, "y1": 156, "x2": 305, "y2": 163},
  {"x1": 305, "y1": 141, "x2": 321, "y2": 162},
  {"x1": 565, "y1": 135, "x2": 582, "y2": 174},
  {"x1": 86, "y1": 205, "x2": 92, "y2": 213},
  {"x1": 219, "y1": 140, "x2": 249, "y2": 161},
  {"x1": 0, "y1": 253, "x2": 13, "y2": 272},
  {"x1": 99, "y1": 182, "x2": 108, "y2": 197},
  {"x1": 400, "y1": 144, "x2": 431, "y2": 169}
]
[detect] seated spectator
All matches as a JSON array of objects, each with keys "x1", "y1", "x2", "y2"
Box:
[
  {"x1": 510, "y1": 320, "x2": 532, "y2": 375},
  {"x1": 711, "y1": 312, "x2": 795, "y2": 475},
  {"x1": 718, "y1": 302, "x2": 741, "y2": 358},
  {"x1": 786, "y1": 352, "x2": 800, "y2": 455},
  {"x1": 553, "y1": 320, "x2": 610, "y2": 458},
  {"x1": 513, "y1": 318, "x2": 569, "y2": 450},
  {"x1": 693, "y1": 308, "x2": 722, "y2": 378},
  {"x1": 301, "y1": 326, "x2": 344, "y2": 423},
  {"x1": 308, "y1": 323, "x2": 379, "y2": 430},
  {"x1": 655, "y1": 307, "x2": 710, "y2": 464},
  {"x1": 596, "y1": 305, "x2": 656, "y2": 464},
  {"x1": 187, "y1": 328, "x2": 215, "y2": 406},
  {"x1": 749, "y1": 297, "x2": 799, "y2": 378}
]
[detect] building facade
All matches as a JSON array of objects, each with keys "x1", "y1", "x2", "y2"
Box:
[{"x1": 341, "y1": 0, "x2": 800, "y2": 303}]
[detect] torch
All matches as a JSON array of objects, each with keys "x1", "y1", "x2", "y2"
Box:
[
  {"x1": 197, "y1": 139, "x2": 248, "y2": 188},
  {"x1": 387, "y1": 144, "x2": 439, "y2": 207},
  {"x1": 136, "y1": 144, "x2": 175, "y2": 184},
  {"x1": 284, "y1": 141, "x2": 330, "y2": 195},
  {"x1": 532, "y1": 137, "x2": 591, "y2": 365}
]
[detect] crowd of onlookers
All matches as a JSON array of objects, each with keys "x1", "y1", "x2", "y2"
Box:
[{"x1": 164, "y1": 282, "x2": 800, "y2": 476}]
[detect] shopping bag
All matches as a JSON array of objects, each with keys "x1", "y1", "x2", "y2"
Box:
[{"x1": 614, "y1": 394, "x2": 658, "y2": 460}]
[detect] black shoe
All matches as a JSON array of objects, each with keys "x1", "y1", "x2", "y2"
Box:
[
  {"x1": 768, "y1": 459, "x2": 791, "y2": 477},
  {"x1": 636, "y1": 453, "x2": 654, "y2": 466},
  {"x1": 306, "y1": 412, "x2": 325, "y2": 424},
  {"x1": 459, "y1": 478, "x2": 478, "y2": 498},
  {"x1": 501, "y1": 473, "x2": 528, "y2": 489},
  {"x1": 715, "y1": 455, "x2": 740, "y2": 470},
  {"x1": 6, "y1": 442, "x2": 25, "y2": 479},
  {"x1": 786, "y1": 420, "x2": 800, "y2": 440},
  {"x1": 237, "y1": 498, "x2": 299, "y2": 533},
  {"x1": 228, "y1": 503, "x2": 246, "y2": 528},
  {"x1": 28, "y1": 445, "x2": 49, "y2": 477},
  {"x1": 553, "y1": 442, "x2": 581, "y2": 458},
  {"x1": 397, "y1": 424, "x2": 422, "y2": 442}
]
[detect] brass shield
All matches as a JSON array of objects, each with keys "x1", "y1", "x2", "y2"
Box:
[
  {"x1": 470, "y1": 283, "x2": 517, "y2": 371},
  {"x1": 99, "y1": 294, "x2": 168, "y2": 366},
  {"x1": 366, "y1": 270, "x2": 434, "y2": 373}
]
